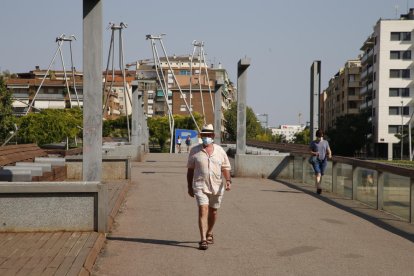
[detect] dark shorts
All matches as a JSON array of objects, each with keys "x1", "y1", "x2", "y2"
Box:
[{"x1": 312, "y1": 158, "x2": 327, "y2": 175}]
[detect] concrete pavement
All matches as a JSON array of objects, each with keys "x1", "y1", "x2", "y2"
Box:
[{"x1": 92, "y1": 153, "x2": 414, "y2": 276}]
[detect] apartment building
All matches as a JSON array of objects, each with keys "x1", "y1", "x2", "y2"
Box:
[
  {"x1": 322, "y1": 59, "x2": 362, "y2": 131},
  {"x1": 360, "y1": 9, "x2": 414, "y2": 159},
  {"x1": 6, "y1": 67, "x2": 135, "y2": 119},
  {"x1": 135, "y1": 55, "x2": 235, "y2": 128}
]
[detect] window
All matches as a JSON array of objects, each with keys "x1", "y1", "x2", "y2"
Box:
[
  {"x1": 390, "y1": 69, "x2": 410, "y2": 78},
  {"x1": 348, "y1": 87, "x2": 356, "y2": 95},
  {"x1": 402, "y1": 88, "x2": 410, "y2": 97},
  {"x1": 349, "y1": 75, "x2": 355, "y2": 82},
  {"x1": 147, "y1": 93, "x2": 154, "y2": 100},
  {"x1": 390, "y1": 51, "x2": 400, "y2": 59},
  {"x1": 389, "y1": 125, "x2": 400, "y2": 134},
  {"x1": 390, "y1": 69, "x2": 400, "y2": 78},
  {"x1": 402, "y1": 50, "x2": 411, "y2": 60},
  {"x1": 374, "y1": 54, "x2": 377, "y2": 63},
  {"x1": 402, "y1": 32, "x2": 411, "y2": 41},
  {"x1": 348, "y1": 101, "x2": 357, "y2": 109},
  {"x1": 391, "y1": 32, "x2": 411, "y2": 41},
  {"x1": 389, "y1": 106, "x2": 409, "y2": 115},
  {"x1": 389, "y1": 88, "x2": 399, "y2": 97},
  {"x1": 389, "y1": 107, "x2": 400, "y2": 115},
  {"x1": 389, "y1": 88, "x2": 410, "y2": 97},
  {"x1": 402, "y1": 69, "x2": 410, "y2": 78},
  {"x1": 403, "y1": 106, "x2": 410, "y2": 115},
  {"x1": 391, "y1": 32, "x2": 400, "y2": 41}
]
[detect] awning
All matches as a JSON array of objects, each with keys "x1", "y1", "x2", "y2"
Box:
[
  {"x1": 48, "y1": 101, "x2": 66, "y2": 109},
  {"x1": 12, "y1": 100, "x2": 29, "y2": 108},
  {"x1": 34, "y1": 100, "x2": 50, "y2": 109},
  {"x1": 156, "y1": 90, "x2": 172, "y2": 97}
]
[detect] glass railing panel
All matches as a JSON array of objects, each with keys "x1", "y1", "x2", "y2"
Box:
[
  {"x1": 321, "y1": 161, "x2": 332, "y2": 192},
  {"x1": 355, "y1": 168, "x2": 377, "y2": 208},
  {"x1": 336, "y1": 163, "x2": 352, "y2": 198},
  {"x1": 293, "y1": 156, "x2": 303, "y2": 180},
  {"x1": 383, "y1": 172, "x2": 410, "y2": 221},
  {"x1": 304, "y1": 162, "x2": 315, "y2": 186}
]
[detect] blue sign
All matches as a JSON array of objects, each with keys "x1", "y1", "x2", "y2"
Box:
[{"x1": 175, "y1": 129, "x2": 198, "y2": 152}]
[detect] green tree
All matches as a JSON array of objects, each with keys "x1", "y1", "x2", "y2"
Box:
[
  {"x1": 326, "y1": 112, "x2": 371, "y2": 156},
  {"x1": 17, "y1": 108, "x2": 82, "y2": 145},
  {"x1": 146, "y1": 113, "x2": 203, "y2": 152},
  {"x1": 293, "y1": 128, "x2": 310, "y2": 145},
  {"x1": 0, "y1": 76, "x2": 15, "y2": 143},
  {"x1": 224, "y1": 102, "x2": 262, "y2": 141}
]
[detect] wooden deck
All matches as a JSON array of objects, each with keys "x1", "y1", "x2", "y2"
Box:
[{"x1": 0, "y1": 180, "x2": 130, "y2": 275}]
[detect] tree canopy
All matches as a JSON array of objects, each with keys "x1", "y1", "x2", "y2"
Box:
[
  {"x1": 17, "y1": 108, "x2": 82, "y2": 145},
  {"x1": 0, "y1": 76, "x2": 15, "y2": 143},
  {"x1": 325, "y1": 112, "x2": 371, "y2": 156},
  {"x1": 223, "y1": 102, "x2": 262, "y2": 141}
]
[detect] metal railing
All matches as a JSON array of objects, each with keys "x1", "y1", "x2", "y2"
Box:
[
  {"x1": 280, "y1": 154, "x2": 414, "y2": 223},
  {"x1": 247, "y1": 141, "x2": 414, "y2": 223}
]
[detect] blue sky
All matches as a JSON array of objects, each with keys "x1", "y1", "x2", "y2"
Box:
[{"x1": 0, "y1": 0, "x2": 412, "y2": 127}]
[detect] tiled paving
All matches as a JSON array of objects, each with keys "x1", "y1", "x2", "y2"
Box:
[{"x1": 0, "y1": 180, "x2": 129, "y2": 276}]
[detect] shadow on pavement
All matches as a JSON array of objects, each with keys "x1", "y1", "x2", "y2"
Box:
[{"x1": 107, "y1": 236, "x2": 198, "y2": 249}]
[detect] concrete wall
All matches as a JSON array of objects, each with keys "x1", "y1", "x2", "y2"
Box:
[
  {"x1": 66, "y1": 156, "x2": 131, "y2": 180},
  {"x1": 234, "y1": 153, "x2": 290, "y2": 178},
  {"x1": 103, "y1": 144, "x2": 144, "y2": 162},
  {"x1": 0, "y1": 181, "x2": 107, "y2": 232}
]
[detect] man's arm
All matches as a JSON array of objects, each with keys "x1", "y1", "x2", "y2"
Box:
[
  {"x1": 222, "y1": 169, "x2": 231, "y2": 191},
  {"x1": 187, "y1": 168, "x2": 194, "y2": 197}
]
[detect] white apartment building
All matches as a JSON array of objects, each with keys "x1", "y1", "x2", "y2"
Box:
[
  {"x1": 270, "y1": 125, "x2": 305, "y2": 142},
  {"x1": 360, "y1": 9, "x2": 414, "y2": 159}
]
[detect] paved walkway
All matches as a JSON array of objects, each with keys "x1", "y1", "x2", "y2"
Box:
[{"x1": 92, "y1": 153, "x2": 414, "y2": 276}]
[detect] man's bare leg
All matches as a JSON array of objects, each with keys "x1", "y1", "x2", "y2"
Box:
[
  {"x1": 198, "y1": 205, "x2": 209, "y2": 241},
  {"x1": 207, "y1": 207, "x2": 217, "y2": 237}
]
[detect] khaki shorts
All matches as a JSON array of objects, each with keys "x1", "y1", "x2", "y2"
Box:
[{"x1": 194, "y1": 189, "x2": 223, "y2": 209}]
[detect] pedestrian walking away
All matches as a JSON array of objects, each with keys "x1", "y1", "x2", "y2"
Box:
[
  {"x1": 176, "y1": 135, "x2": 182, "y2": 153},
  {"x1": 309, "y1": 129, "x2": 332, "y2": 195},
  {"x1": 187, "y1": 124, "x2": 232, "y2": 250},
  {"x1": 185, "y1": 135, "x2": 192, "y2": 152}
]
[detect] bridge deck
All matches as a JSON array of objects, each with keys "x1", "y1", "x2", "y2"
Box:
[{"x1": 92, "y1": 153, "x2": 414, "y2": 275}]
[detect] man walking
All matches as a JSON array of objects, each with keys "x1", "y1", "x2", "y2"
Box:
[{"x1": 187, "y1": 124, "x2": 231, "y2": 250}]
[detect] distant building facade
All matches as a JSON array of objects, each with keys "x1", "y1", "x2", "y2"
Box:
[
  {"x1": 360, "y1": 9, "x2": 414, "y2": 159},
  {"x1": 6, "y1": 67, "x2": 135, "y2": 119},
  {"x1": 270, "y1": 125, "x2": 305, "y2": 142},
  {"x1": 135, "y1": 55, "x2": 236, "y2": 129},
  {"x1": 322, "y1": 59, "x2": 362, "y2": 130}
]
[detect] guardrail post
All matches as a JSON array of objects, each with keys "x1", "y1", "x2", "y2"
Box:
[
  {"x1": 302, "y1": 156, "x2": 306, "y2": 184},
  {"x1": 352, "y1": 165, "x2": 357, "y2": 200},
  {"x1": 332, "y1": 161, "x2": 337, "y2": 194},
  {"x1": 377, "y1": 171, "x2": 383, "y2": 211},
  {"x1": 411, "y1": 177, "x2": 414, "y2": 223}
]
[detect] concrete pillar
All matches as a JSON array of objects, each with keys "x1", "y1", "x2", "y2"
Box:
[
  {"x1": 310, "y1": 61, "x2": 321, "y2": 141},
  {"x1": 214, "y1": 77, "x2": 224, "y2": 145},
  {"x1": 388, "y1": 142, "x2": 393, "y2": 160},
  {"x1": 131, "y1": 81, "x2": 139, "y2": 146},
  {"x1": 377, "y1": 172, "x2": 383, "y2": 210},
  {"x1": 234, "y1": 58, "x2": 251, "y2": 177},
  {"x1": 83, "y1": 0, "x2": 102, "y2": 181},
  {"x1": 236, "y1": 58, "x2": 251, "y2": 155}
]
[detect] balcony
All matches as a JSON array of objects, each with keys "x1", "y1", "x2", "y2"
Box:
[
  {"x1": 361, "y1": 50, "x2": 373, "y2": 65},
  {"x1": 348, "y1": 81, "x2": 360, "y2": 88},
  {"x1": 35, "y1": 93, "x2": 65, "y2": 100}
]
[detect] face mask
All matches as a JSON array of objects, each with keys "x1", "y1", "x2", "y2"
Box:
[{"x1": 201, "y1": 137, "x2": 213, "y2": 145}]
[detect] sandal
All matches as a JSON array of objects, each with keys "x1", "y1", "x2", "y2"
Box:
[
  {"x1": 198, "y1": 240, "x2": 208, "y2": 250},
  {"x1": 206, "y1": 233, "x2": 214, "y2": 244}
]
